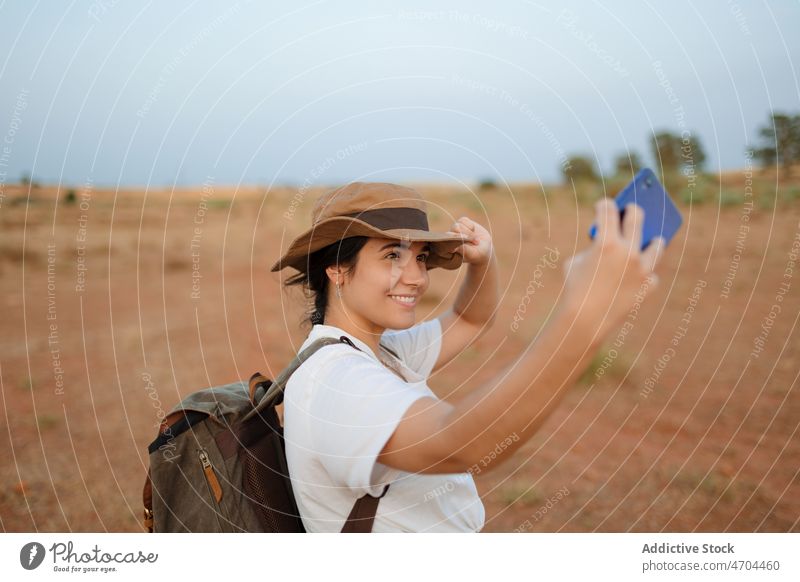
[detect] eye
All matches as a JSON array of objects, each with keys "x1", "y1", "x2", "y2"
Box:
[{"x1": 385, "y1": 251, "x2": 429, "y2": 264}]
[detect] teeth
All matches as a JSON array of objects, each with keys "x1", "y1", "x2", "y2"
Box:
[{"x1": 390, "y1": 295, "x2": 416, "y2": 304}]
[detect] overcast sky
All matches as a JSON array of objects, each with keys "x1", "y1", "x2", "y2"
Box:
[{"x1": 1, "y1": 0, "x2": 798, "y2": 188}]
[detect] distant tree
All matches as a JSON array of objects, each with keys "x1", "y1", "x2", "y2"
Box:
[
  {"x1": 650, "y1": 131, "x2": 706, "y2": 176},
  {"x1": 754, "y1": 112, "x2": 800, "y2": 173},
  {"x1": 563, "y1": 155, "x2": 599, "y2": 183},
  {"x1": 682, "y1": 134, "x2": 706, "y2": 174},
  {"x1": 478, "y1": 177, "x2": 498, "y2": 191},
  {"x1": 749, "y1": 145, "x2": 774, "y2": 168},
  {"x1": 613, "y1": 151, "x2": 642, "y2": 177},
  {"x1": 20, "y1": 172, "x2": 31, "y2": 186},
  {"x1": 650, "y1": 132, "x2": 681, "y2": 174}
]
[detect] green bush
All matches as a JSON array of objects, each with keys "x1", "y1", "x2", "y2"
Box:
[
  {"x1": 499, "y1": 483, "x2": 542, "y2": 507},
  {"x1": 784, "y1": 187, "x2": 800, "y2": 202},
  {"x1": 719, "y1": 190, "x2": 740, "y2": 207},
  {"x1": 577, "y1": 344, "x2": 635, "y2": 386},
  {"x1": 680, "y1": 188, "x2": 707, "y2": 206},
  {"x1": 574, "y1": 182, "x2": 603, "y2": 206},
  {"x1": 758, "y1": 193, "x2": 775, "y2": 210},
  {"x1": 563, "y1": 155, "x2": 599, "y2": 183},
  {"x1": 478, "y1": 177, "x2": 498, "y2": 191}
]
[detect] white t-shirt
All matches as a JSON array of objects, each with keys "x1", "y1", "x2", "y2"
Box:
[{"x1": 283, "y1": 317, "x2": 486, "y2": 533}]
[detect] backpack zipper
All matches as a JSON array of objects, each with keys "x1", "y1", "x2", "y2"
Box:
[{"x1": 197, "y1": 448, "x2": 227, "y2": 532}]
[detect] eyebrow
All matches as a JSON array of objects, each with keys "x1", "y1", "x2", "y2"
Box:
[{"x1": 379, "y1": 242, "x2": 432, "y2": 252}]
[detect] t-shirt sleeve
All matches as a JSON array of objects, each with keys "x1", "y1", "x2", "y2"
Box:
[
  {"x1": 380, "y1": 318, "x2": 443, "y2": 378},
  {"x1": 307, "y1": 349, "x2": 432, "y2": 497}
]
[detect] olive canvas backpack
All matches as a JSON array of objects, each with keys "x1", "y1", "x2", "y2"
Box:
[{"x1": 142, "y1": 334, "x2": 397, "y2": 533}]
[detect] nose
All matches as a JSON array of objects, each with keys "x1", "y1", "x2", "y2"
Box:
[
  {"x1": 404, "y1": 258, "x2": 427, "y2": 286},
  {"x1": 392, "y1": 249, "x2": 428, "y2": 287}
]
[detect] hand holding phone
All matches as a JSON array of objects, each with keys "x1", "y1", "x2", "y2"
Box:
[
  {"x1": 589, "y1": 168, "x2": 682, "y2": 250},
  {"x1": 562, "y1": 194, "x2": 668, "y2": 348}
]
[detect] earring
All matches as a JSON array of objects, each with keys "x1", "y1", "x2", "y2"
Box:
[{"x1": 335, "y1": 279, "x2": 342, "y2": 298}]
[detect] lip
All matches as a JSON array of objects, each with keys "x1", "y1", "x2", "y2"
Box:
[{"x1": 388, "y1": 294, "x2": 418, "y2": 308}]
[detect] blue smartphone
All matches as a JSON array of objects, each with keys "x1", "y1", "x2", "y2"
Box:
[{"x1": 589, "y1": 167, "x2": 682, "y2": 250}]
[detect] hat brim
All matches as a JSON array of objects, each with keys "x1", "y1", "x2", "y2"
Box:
[{"x1": 270, "y1": 216, "x2": 468, "y2": 273}]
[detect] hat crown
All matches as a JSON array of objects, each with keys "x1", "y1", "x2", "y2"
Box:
[
  {"x1": 312, "y1": 182, "x2": 428, "y2": 225},
  {"x1": 270, "y1": 181, "x2": 466, "y2": 273}
]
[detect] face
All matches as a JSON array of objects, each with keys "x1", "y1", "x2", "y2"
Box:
[{"x1": 327, "y1": 237, "x2": 431, "y2": 333}]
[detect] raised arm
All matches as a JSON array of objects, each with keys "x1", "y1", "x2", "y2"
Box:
[
  {"x1": 378, "y1": 200, "x2": 667, "y2": 475},
  {"x1": 434, "y1": 216, "x2": 499, "y2": 373}
]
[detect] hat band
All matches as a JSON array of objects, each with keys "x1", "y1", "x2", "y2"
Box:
[{"x1": 339, "y1": 207, "x2": 429, "y2": 231}]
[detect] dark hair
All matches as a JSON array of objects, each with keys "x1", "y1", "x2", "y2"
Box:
[{"x1": 283, "y1": 236, "x2": 370, "y2": 330}]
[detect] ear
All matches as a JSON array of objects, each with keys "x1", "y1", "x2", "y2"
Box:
[{"x1": 325, "y1": 265, "x2": 342, "y2": 282}]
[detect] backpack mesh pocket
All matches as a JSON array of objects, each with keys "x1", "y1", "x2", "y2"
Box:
[{"x1": 239, "y1": 408, "x2": 305, "y2": 532}]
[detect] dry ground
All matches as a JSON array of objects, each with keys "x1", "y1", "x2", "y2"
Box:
[{"x1": 1, "y1": 172, "x2": 798, "y2": 532}]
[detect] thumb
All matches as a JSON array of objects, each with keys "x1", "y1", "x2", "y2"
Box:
[
  {"x1": 641, "y1": 272, "x2": 659, "y2": 296},
  {"x1": 562, "y1": 252, "x2": 582, "y2": 276}
]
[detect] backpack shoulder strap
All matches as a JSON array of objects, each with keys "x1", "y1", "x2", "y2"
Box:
[
  {"x1": 334, "y1": 336, "x2": 393, "y2": 532},
  {"x1": 343, "y1": 334, "x2": 399, "y2": 361},
  {"x1": 143, "y1": 468, "x2": 154, "y2": 532},
  {"x1": 341, "y1": 483, "x2": 390, "y2": 533},
  {"x1": 245, "y1": 333, "x2": 391, "y2": 532},
  {"x1": 243, "y1": 335, "x2": 360, "y2": 422},
  {"x1": 378, "y1": 342, "x2": 400, "y2": 360}
]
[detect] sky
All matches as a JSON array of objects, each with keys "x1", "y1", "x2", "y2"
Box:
[{"x1": 0, "y1": 0, "x2": 798, "y2": 188}]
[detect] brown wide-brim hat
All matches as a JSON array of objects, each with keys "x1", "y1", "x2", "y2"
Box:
[{"x1": 270, "y1": 182, "x2": 468, "y2": 273}]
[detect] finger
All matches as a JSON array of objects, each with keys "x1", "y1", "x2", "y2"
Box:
[
  {"x1": 456, "y1": 217, "x2": 476, "y2": 232},
  {"x1": 644, "y1": 272, "x2": 659, "y2": 293},
  {"x1": 632, "y1": 271, "x2": 660, "y2": 304},
  {"x1": 621, "y1": 203, "x2": 644, "y2": 253},
  {"x1": 641, "y1": 236, "x2": 666, "y2": 272},
  {"x1": 595, "y1": 198, "x2": 621, "y2": 247},
  {"x1": 451, "y1": 223, "x2": 477, "y2": 241},
  {"x1": 447, "y1": 230, "x2": 471, "y2": 244},
  {"x1": 452, "y1": 242, "x2": 469, "y2": 257},
  {"x1": 562, "y1": 255, "x2": 573, "y2": 276},
  {"x1": 562, "y1": 251, "x2": 584, "y2": 275}
]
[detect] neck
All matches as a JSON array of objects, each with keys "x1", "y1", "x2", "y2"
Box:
[{"x1": 323, "y1": 310, "x2": 385, "y2": 358}]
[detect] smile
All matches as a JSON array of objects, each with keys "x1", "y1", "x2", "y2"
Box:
[{"x1": 389, "y1": 295, "x2": 417, "y2": 307}]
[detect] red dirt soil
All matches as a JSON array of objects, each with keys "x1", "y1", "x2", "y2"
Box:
[{"x1": 1, "y1": 175, "x2": 798, "y2": 532}]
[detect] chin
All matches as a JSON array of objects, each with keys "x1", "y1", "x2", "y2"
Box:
[
  {"x1": 385, "y1": 323, "x2": 414, "y2": 332},
  {"x1": 379, "y1": 313, "x2": 416, "y2": 330}
]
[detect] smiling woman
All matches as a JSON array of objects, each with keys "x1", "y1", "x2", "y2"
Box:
[
  {"x1": 273, "y1": 180, "x2": 668, "y2": 532},
  {"x1": 274, "y1": 181, "x2": 492, "y2": 532}
]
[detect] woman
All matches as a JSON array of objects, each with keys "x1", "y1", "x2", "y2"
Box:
[{"x1": 270, "y1": 181, "x2": 666, "y2": 532}]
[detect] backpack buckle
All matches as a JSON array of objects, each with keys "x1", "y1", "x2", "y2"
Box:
[{"x1": 143, "y1": 507, "x2": 154, "y2": 532}]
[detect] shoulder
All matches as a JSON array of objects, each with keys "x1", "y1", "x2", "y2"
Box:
[
  {"x1": 382, "y1": 318, "x2": 441, "y2": 343},
  {"x1": 380, "y1": 319, "x2": 443, "y2": 378},
  {"x1": 307, "y1": 341, "x2": 374, "y2": 367},
  {"x1": 291, "y1": 342, "x2": 397, "y2": 391},
  {"x1": 284, "y1": 342, "x2": 389, "y2": 414},
  {"x1": 381, "y1": 319, "x2": 441, "y2": 356}
]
